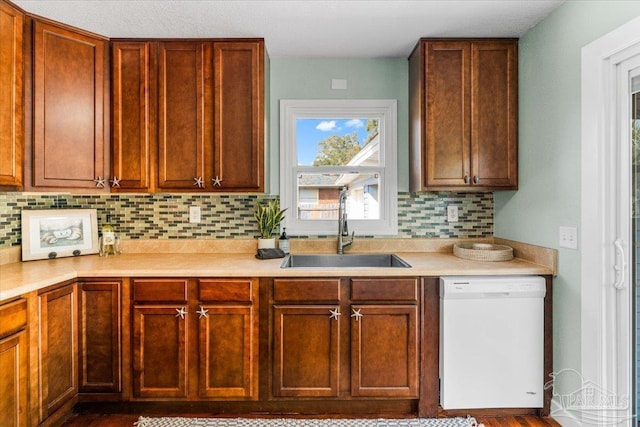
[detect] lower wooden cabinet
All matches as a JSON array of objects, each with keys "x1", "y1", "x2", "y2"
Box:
[
  {"x1": 350, "y1": 278, "x2": 420, "y2": 398},
  {"x1": 131, "y1": 278, "x2": 259, "y2": 400},
  {"x1": 133, "y1": 304, "x2": 188, "y2": 398},
  {"x1": 271, "y1": 277, "x2": 420, "y2": 399},
  {"x1": 198, "y1": 279, "x2": 258, "y2": 399},
  {"x1": 132, "y1": 278, "x2": 188, "y2": 398},
  {"x1": 273, "y1": 305, "x2": 340, "y2": 397},
  {"x1": 38, "y1": 283, "x2": 78, "y2": 420},
  {"x1": 0, "y1": 298, "x2": 28, "y2": 427},
  {"x1": 79, "y1": 280, "x2": 122, "y2": 394},
  {"x1": 350, "y1": 305, "x2": 418, "y2": 397}
]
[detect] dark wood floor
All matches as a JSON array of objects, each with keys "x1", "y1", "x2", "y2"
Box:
[{"x1": 62, "y1": 414, "x2": 561, "y2": 426}]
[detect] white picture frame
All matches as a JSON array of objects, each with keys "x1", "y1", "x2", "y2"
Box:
[{"x1": 21, "y1": 209, "x2": 99, "y2": 261}]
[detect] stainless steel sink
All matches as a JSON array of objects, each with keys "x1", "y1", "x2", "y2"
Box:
[{"x1": 280, "y1": 253, "x2": 411, "y2": 269}]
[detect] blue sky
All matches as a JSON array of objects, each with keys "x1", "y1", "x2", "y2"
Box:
[{"x1": 296, "y1": 118, "x2": 370, "y2": 166}]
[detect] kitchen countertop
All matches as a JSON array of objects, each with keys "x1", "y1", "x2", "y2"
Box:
[{"x1": 0, "y1": 244, "x2": 554, "y2": 302}]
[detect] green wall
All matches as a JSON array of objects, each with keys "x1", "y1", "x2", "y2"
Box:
[
  {"x1": 495, "y1": 0, "x2": 640, "y2": 395},
  {"x1": 268, "y1": 58, "x2": 409, "y2": 194}
]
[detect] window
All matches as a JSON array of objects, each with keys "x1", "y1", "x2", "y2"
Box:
[{"x1": 280, "y1": 99, "x2": 397, "y2": 236}]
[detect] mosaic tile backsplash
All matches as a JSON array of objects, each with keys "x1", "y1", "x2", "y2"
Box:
[{"x1": 0, "y1": 192, "x2": 493, "y2": 248}]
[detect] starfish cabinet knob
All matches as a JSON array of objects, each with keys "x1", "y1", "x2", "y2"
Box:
[
  {"x1": 197, "y1": 306, "x2": 209, "y2": 319},
  {"x1": 94, "y1": 176, "x2": 106, "y2": 188},
  {"x1": 110, "y1": 176, "x2": 121, "y2": 187},
  {"x1": 329, "y1": 308, "x2": 341, "y2": 320},
  {"x1": 175, "y1": 307, "x2": 187, "y2": 319},
  {"x1": 350, "y1": 308, "x2": 363, "y2": 321},
  {"x1": 212, "y1": 176, "x2": 223, "y2": 187},
  {"x1": 193, "y1": 177, "x2": 204, "y2": 188}
]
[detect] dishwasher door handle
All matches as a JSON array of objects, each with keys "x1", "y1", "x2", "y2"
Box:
[{"x1": 484, "y1": 292, "x2": 511, "y2": 297}]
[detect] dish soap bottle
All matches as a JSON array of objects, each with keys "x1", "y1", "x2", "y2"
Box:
[
  {"x1": 279, "y1": 227, "x2": 289, "y2": 254},
  {"x1": 101, "y1": 214, "x2": 116, "y2": 256}
]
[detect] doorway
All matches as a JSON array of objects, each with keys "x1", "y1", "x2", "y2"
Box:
[{"x1": 581, "y1": 16, "x2": 640, "y2": 427}]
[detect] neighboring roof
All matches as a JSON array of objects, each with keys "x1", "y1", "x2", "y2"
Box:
[{"x1": 299, "y1": 134, "x2": 381, "y2": 188}]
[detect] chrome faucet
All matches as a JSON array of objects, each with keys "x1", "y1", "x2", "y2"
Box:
[{"x1": 337, "y1": 187, "x2": 354, "y2": 254}]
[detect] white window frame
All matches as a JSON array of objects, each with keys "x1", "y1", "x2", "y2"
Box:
[{"x1": 279, "y1": 99, "x2": 398, "y2": 236}]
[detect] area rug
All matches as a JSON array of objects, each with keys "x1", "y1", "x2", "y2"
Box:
[{"x1": 133, "y1": 416, "x2": 484, "y2": 427}]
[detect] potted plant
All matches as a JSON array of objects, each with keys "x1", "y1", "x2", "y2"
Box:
[{"x1": 254, "y1": 199, "x2": 286, "y2": 249}]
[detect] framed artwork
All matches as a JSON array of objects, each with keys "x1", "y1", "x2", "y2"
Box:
[{"x1": 21, "y1": 209, "x2": 99, "y2": 261}]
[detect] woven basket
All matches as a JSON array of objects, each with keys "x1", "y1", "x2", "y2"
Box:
[{"x1": 453, "y1": 242, "x2": 514, "y2": 262}]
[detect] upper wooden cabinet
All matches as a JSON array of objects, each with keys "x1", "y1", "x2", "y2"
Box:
[
  {"x1": 0, "y1": 0, "x2": 24, "y2": 190},
  {"x1": 111, "y1": 42, "x2": 154, "y2": 191},
  {"x1": 212, "y1": 42, "x2": 264, "y2": 192},
  {"x1": 111, "y1": 39, "x2": 265, "y2": 193},
  {"x1": 409, "y1": 39, "x2": 518, "y2": 192},
  {"x1": 32, "y1": 20, "x2": 109, "y2": 189},
  {"x1": 157, "y1": 41, "x2": 212, "y2": 191}
]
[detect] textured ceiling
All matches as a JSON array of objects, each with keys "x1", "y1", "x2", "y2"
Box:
[{"x1": 13, "y1": 0, "x2": 564, "y2": 57}]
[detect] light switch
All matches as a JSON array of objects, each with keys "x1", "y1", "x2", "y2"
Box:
[
  {"x1": 331, "y1": 79, "x2": 348, "y2": 90},
  {"x1": 559, "y1": 226, "x2": 578, "y2": 249},
  {"x1": 189, "y1": 206, "x2": 201, "y2": 224}
]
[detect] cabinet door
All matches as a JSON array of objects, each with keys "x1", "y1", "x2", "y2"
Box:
[
  {"x1": 132, "y1": 305, "x2": 188, "y2": 398},
  {"x1": 0, "y1": 1, "x2": 23, "y2": 189},
  {"x1": 0, "y1": 331, "x2": 28, "y2": 427},
  {"x1": 351, "y1": 305, "x2": 419, "y2": 397},
  {"x1": 79, "y1": 281, "x2": 121, "y2": 393},
  {"x1": 273, "y1": 305, "x2": 339, "y2": 397},
  {"x1": 0, "y1": 298, "x2": 28, "y2": 427},
  {"x1": 111, "y1": 42, "x2": 155, "y2": 191},
  {"x1": 212, "y1": 42, "x2": 264, "y2": 192},
  {"x1": 425, "y1": 41, "x2": 471, "y2": 188},
  {"x1": 39, "y1": 284, "x2": 78, "y2": 418},
  {"x1": 157, "y1": 42, "x2": 212, "y2": 190},
  {"x1": 198, "y1": 278, "x2": 258, "y2": 399},
  {"x1": 471, "y1": 41, "x2": 518, "y2": 189},
  {"x1": 33, "y1": 21, "x2": 107, "y2": 188},
  {"x1": 198, "y1": 305, "x2": 257, "y2": 399}
]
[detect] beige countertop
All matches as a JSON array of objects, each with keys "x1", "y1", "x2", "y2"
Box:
[{"x1": 0, "y1": 238, "x2": 555, "y2": 302}]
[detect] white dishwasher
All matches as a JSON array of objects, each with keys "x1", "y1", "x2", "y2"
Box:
[{"x1": 439, "y1": 275, "x2": 546, "y2": 409}]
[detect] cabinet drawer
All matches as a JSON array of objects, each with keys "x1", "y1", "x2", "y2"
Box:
[
  {"x1": 133, "y1": 279, "x2": 188, "y2": 302},
  {"x1": 199, "y1": 279, "x2": 254, "y2": 302},
  {"x1": 274, "y1": 279, "x2": 340, "y2": 302},
  {"x1": 350, "y1": 278, "x2": 418, "y2": 302},
  {"x1": 0, "y1": 298, "x2": 27, "y2": 338}
]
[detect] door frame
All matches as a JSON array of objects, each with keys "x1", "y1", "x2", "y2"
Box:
[{"x1": 581, "y1": 15, "x2": 640, "y2": 427}]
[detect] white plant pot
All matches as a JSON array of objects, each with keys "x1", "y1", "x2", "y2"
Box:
[{"x1": 257, "y1": 238, "x2": 276, "y2": 249}]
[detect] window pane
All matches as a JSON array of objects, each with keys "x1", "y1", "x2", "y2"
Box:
[
  {"x1": 296, "y1": 118, "x2": 380, "y2": 166},
  {"x1": 297, "y1": 173, "x2": 380, "y2": 220}
]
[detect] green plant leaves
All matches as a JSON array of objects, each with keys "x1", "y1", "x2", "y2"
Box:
[{"x1": 254, "y1": 199, "x2": 287, "y2": 238}]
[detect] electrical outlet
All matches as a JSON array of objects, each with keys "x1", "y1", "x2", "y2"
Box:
[
  {"x1": 447, "y1": 205, "x2": 459, "y2": 222},
  {"x1": 189, "y1": 206, "x2": 201, "y2": 224},
  {"x1": 559, "y1": 226, "x2": 578, "y2": 249}
]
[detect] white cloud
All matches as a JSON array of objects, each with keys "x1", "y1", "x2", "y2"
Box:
[
  {"x1": 345, "y1": 119, "x2": 364, "y2": 128},
  {"x1": 316, "y1": 120, "x2": 337, "y2": 131}
]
